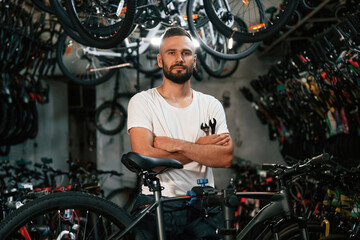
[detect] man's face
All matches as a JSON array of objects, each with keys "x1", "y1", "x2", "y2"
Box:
[{"x1": 158, "y1": 36, "x2": 196, "y2": 84}]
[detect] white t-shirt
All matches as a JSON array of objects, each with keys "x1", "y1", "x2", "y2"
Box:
[{"x1": 127, "y1": 88, "x2": 229, "y2": 197}]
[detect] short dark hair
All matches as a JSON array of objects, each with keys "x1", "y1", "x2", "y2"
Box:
[{"x1": 160, "y1": 27, "x2": 193, "y2": 46}]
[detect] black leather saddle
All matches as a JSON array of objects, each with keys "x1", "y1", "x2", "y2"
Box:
[{"x1": 121, "y1": 152, "x2": 183, "y2": 174}]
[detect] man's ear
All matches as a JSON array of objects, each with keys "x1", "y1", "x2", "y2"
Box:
[
  {"x1": 157, "y1": 53, "x2": 163, "y2": 68},
  {"x1": 193, "y1": 54, "x2": 197, "y2": 68}
]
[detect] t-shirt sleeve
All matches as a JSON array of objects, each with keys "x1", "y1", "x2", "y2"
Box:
[
  {"x1": 127, "y1": 93, "x2": 153, "y2": 134},
  {"x1": 210, "y1": 97, "x2": 229, "y2": 135}
]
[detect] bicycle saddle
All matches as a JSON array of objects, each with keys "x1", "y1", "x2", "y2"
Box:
[{"x1": 121, "y1": 152, "x2": 183, "y2": 173}]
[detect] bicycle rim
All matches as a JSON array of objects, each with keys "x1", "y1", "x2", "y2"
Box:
[
  {"x1": 203, "y1": 0, "x2": 299, "y2": 43},
  {"x1": 64, "y1": 0, "x2": 137, "y2": 49},
  {"x1": 56, "y1": 33, "x2": 118, "y2": 85},
  {"x1": 0, "y1": 191, "x2": 133, "y2": 240},
  {"x1": 187, "y1": 0, "x2": 260, "y2": 60}
]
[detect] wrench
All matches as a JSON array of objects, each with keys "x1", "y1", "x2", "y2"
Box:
[
  {"x1": 200, "y1": 123, "x2": 210, "y2": 136},
  {"x1": 209, "y1": 118, "x2": 216, "y2": 135}
]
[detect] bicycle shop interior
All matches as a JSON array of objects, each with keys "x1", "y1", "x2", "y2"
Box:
[{"x1": 1, "y1": 0, "x2": 359, "y2": 230}]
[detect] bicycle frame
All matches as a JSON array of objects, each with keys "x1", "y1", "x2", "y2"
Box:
[
  {"x1": 113, "y1": 152, "x2": 333, "y2": 240},
  {"x1": 235, "y1": 191, "x2": 297, "y2": 239},
  {"x1": 112, "y1": 181, "x2": 310, "y2": 240}
]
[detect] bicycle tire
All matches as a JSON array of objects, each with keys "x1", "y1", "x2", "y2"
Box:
[
  {"x1": 49, "y1": 0, "x2": 96, "y2": 46},
  {"x1": 261, "y1": 221, "x2": 324, "y2": 240},
  {"x1": 0, "y1": 191, "x2": 133, "y2": 239},
  {"x1": 193, "y1": 58, "x2": 204, "y2": 81},
  {"x1": 56, "y1": 33, "x2": 118, "y2": 85},
  {"x1": 128, "y1": 43, "x2": 162, "y2": 75},
  {"x1": 0, "y1": 97, "x2": 21, "y2": 143},
  {"x1": 106, "y1": 187, "x2": 138, "y2": 212},
  {"x1": 64, "y1": 0, "x2": 137, "y2": 49},
  {"x1": 320, "y1": 234, "x2": 349, "y2": 239},
  {"x1": 49, "y1": 0, "x2": 76, "y2": 29},
  {"x1": 203, "y1": 0, "x2": 299, "y2": 43},
  {"x1": 187, "y1": 0, "x2": 260, "y2": 60},
  {"x1": 5, "y1": 99, "x2": 32, "y2": 146},
  {"x1": 95, "y1": 101, "x2": 127, "y2": 135}
]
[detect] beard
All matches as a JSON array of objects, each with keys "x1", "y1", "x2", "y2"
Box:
[{"x1": 162, "y1": 61, "x2": 193, "y2": 84}]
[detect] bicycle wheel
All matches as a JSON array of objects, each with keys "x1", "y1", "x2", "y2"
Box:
[
  {"x1": 198, "y1": 50, "x2": 239, "y2": 78},
  {"x1": 321, "y1": 234, "x2": 349, "y2": 239},
  {"x1": 261, "y1": 221, "x2": 324, "y2": 240},
  {"x1": 0, "y1": 191, "x2": 133, "y2": 239},
  {"x1": 49, "y1": 0, "x2": 95, "y2": 46},
  {"x1": 187, "y1": 0, "x2": 260, "y2": 60},
  {"x1": 64, "y1": 0, "x2": 137, "y2": 49},
  {"x1": 203, "y1": 0, "x2": 299, "y2": 43},
  {"x1": 56, "y1": 33, "x2": 118, "y2": 85},
  {"x1": 95, "y1": 101, "x2": 127, "y2": 135},
  {"x1": 193, "y1": 57, "x2": 204, "y2": 81},
  {"x1": 127, "y1": 42, "x2": 162, "y2": 74}
]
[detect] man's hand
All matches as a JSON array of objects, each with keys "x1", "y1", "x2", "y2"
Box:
[{"x1": 196, "y1": 134, "x2": 230, "y2": 146}]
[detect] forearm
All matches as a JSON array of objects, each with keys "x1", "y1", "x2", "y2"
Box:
[
  {"x1": 131, "y1": 141, "x2": 192, "y2": 165},
  {"x1": 154, "y1": 135, "x2": 234, "y2": 168},
  {"x1": 177, "y1": 140, "x2": 233, "y2": 168}
]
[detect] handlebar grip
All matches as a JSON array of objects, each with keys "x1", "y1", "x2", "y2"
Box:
[
  {"x1": 262, "y1": 163, "x2": 277, "y2": 171},
  {"x1": 308, "y1": 153, "x2": 330, "y2": 165},
  {"x1": 34, "y1": 163, "x2": 42, "y2": 168}
]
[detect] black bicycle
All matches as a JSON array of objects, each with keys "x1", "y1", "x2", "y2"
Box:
[{"x1": 0, "y1": 152, "x2": 330, "y2": 239}]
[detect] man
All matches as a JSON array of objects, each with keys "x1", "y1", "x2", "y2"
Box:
[{"x1": 127, "y1": 27, "x2": 234, "y2": 239}]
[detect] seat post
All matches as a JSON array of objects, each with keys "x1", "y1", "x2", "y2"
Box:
[{"x1": 151, "y1": 177, "x2": 166, "y2": 240}]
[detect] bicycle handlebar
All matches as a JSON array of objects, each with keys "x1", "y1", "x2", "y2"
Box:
[
  {"x1": 34, "y1": 163, "x2": 68, "y2": 175},
  {"x1": 262, "y1": 153, "x2": 331, "y2": 177}
]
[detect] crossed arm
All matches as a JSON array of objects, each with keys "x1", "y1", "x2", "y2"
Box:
[{"x1": 129, "y1": 127, "x2": 234, "y2": 168}]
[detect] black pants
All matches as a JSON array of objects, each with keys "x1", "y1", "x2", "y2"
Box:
[{"x1": 131, "y1": 194, "x2": 224, "y2": 240}]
